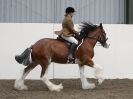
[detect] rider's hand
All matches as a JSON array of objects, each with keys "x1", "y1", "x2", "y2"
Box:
[{"x1": 75, "y1": 32, "x2": 79, "y2": 36}]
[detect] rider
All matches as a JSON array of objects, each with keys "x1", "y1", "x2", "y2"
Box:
[{"x1": 55, "y1": 7, "x2": 79, "y2": 61}]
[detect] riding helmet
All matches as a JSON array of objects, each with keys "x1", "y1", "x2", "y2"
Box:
[{"x1": 65, "y1": 7, "x2": 76, "y2": 13}]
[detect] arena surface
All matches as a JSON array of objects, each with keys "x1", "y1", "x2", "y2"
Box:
[{"x1": 0, "y1": 79, "x2": 133, "y2": 99}]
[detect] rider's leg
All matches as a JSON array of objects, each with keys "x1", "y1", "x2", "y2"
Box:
[
  {"x1": 68, "y1": 43, "x2": 77, "y2": 59},
  {"x1": 61, "y1": 36, "x2": 78, "y2": 44},
  {"x1": 61, "y1": 36, "x2": 78, "y2": 60}
]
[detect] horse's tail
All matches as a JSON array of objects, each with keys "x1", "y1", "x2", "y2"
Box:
[{"x1": 15, "y1": 45, "x2": 32, "y2": 66}]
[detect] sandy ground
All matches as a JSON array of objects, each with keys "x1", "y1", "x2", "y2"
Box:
[{"x1": 0, "y1": 79, "x2": 133, "y2": 99}]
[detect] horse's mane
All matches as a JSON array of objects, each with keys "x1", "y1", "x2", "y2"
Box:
[
  {"x1": 80, "y1": 22, "x2": 97, "y2": 33},
  {"x1": 78, "y1": 22, "x2": 97, "y2": 40}
]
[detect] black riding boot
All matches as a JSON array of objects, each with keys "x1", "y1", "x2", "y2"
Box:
[{"x1": 68, "y1": 43, "x2": 77, "y2": 61}]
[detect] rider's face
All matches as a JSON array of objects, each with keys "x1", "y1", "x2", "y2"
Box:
[{"x1": 70, "y1": 12, "x2": 75, "y2": 17}]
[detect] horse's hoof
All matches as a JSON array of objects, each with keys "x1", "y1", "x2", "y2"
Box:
[
  {"x1": 49, "y1": 83, "x2": 63, "y2": 92},
  {"x1": 14, "y1": 84, "x2": 28, "y2": 90},
  {"x1": 98, "y1": 78, "x2": 104, "y2": 85},
  {"x1": 82, "y1": 83, "x2": 95, "y2": 90},
  {"x1": 14, "y1": 80, "x2": 28, "y2": 90},
  {"x1": 56, "y1": 83, "x2": 63, "y2": 92},
  {"x1": 20, "y1": 85, "x2": 28, "y2": 90}
]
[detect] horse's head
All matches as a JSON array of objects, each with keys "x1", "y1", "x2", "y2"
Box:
[
  {"x1": 96, "y1": 23, "x2": 109, "y2": 48},
  {"x1": 79, "y1": 22, "x2": 109, "y2": 48}
]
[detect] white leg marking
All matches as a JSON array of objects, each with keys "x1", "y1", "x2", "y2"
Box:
[
  {"x1": 94, "y1": 64, "x2": 104, "y2": 85},
  {"x1": 14, "y1": 69, "x2": 31, "y2": 90},
  {"x1": 41, "y1": 67, "x2": 63, "y2": 92},
  {"x1": 41, "y1": 77, "x2": 63, "y2": 92},
  {"x1": 79, "y1": 66, "x2": 95, "y2": 90}
]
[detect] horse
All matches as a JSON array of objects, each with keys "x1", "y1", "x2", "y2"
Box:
[{"x1": 14, "y1": 22, "x2": 109, "y2": 92}]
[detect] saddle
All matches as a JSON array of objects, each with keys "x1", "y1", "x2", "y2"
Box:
[
  {"x1": 57, "y1": 35, "x2": 81, "y2": 63},
  {"x1": 57, "y1": 36, "x2": 72, "y2": 47}
]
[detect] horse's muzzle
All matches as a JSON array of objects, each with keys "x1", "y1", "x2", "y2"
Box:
[{"x1": 104, "y1": 43, "x2": 110, "y2": 48}]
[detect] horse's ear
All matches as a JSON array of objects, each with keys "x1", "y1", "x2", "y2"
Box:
[{"x1": 100, "y1": 23, "x2": 103, "y2": 28}]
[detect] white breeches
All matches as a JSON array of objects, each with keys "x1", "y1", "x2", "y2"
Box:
[{"x1": 61, "y1": 35, "x2": 78, "y2": 44}]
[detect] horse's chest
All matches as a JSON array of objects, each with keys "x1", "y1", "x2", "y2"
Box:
[{"x1": 77, "y1": 47, "x2": 94, "y2": 58}]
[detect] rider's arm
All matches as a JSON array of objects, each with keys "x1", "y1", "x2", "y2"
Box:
[{"x1": 66, "y1": 20, "x2": 78, "y2": 35}]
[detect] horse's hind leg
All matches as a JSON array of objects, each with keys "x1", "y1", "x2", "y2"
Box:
[
  {"x1": 79, "y1": 65, "x2": 95, "y2": 90},
  {"x1": 40, "y1": 60, "x2": 63, "y2": 92},
  {"x1": 14, "y1": 62, "x2": 37, "y2": 90}
]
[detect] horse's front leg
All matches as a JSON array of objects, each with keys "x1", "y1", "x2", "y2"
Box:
[
  {"x1": 81, "y1": 57, "x2": 104, "y2": 85},
  {"x1": 93, "y1": 63, "x2": 104, "y2": 85},
  {"x1": 79, "y1": 65, "x2": 95, "y2": 90}
]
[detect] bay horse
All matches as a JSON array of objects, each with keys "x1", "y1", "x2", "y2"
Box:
[{"x1": 14, "y1": 22, "x2": 109, "y2": 92}]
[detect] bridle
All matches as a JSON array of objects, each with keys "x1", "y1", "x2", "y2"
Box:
[{"x1": 87, "y1": 33, "x2": 108, "y2": 47}]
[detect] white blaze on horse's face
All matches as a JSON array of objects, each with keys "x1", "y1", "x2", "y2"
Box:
[{"x1": 99, "y1": 23, "x2": 110, "y2": 48}]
